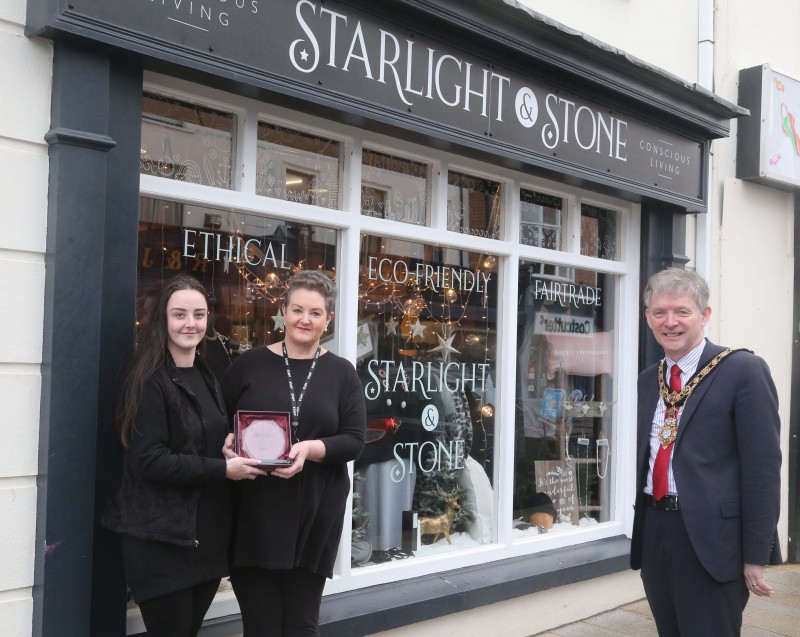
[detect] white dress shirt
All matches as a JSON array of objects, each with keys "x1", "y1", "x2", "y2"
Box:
[{"x1": 645, "y1": 339, "x2": 705, "y2": 497}]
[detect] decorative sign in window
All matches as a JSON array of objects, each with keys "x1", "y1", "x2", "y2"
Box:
[
  {"x1": 514, "y1": 263, "x2": 616, "y2": 535},
  {"x1": 580, "y1": 204, "x2": 618, "y2": 261},
  {"x1": 361, "y1": 149, "x2": 429, "y2": 225},
  {"x1": 520, "y1": 190, "x2": 563, "y2": 250},
  {"x1": 352, "y1": 234, "x2": 498, "y2": 566},
  {"x1": 137, "y1": 196, "x2": 338, "y2": 380},
  {"x1": 447, "y1": 171, "x2": 502, "y2": 239},
  {"x1": 140, "y1": 92, "x2": 235, "y2": 189},
  {"x1": 256, "y1": 122, "x2": 342, "y2": 209}
]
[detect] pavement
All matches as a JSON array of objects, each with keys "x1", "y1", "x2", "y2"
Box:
[{"x1": 532, "y1": 563, "x2": 800, "y2": 636}]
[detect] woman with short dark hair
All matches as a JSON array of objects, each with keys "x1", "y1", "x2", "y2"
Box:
[{"x1": 222, "y1": 269, "x2": 366, "y2": 636}]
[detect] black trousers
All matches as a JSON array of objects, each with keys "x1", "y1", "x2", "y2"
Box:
[
  {"x1": 137, "y1": 579, "x2": 220, "y2": 637},
  {"x1": 231, "y1": 567, "x2": 327, "y2": 637},
  {"x1": 640, "y1": 506, "x2": 749, "y2": 636}
]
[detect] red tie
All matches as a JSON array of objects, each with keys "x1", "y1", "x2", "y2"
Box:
[{"x1": 653, "y1": 364, "x2": 682, "y2": 501}]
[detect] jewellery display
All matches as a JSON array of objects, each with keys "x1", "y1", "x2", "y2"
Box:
[
  {"x1": 577, "y1": 436, "x2": 591, "y2": 518},
  {"x1": 595, "y1": 438, "x2": 609, "y2": 479}
]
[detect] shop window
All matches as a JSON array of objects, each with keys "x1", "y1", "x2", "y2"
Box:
[
  {"x1": 520, "y1": 189, "x2": 564, "y2": 250},
  {"x1": 352, "y1": 234, "x2": 498, "y2": 566},
  {"x1": 140, "y1": 92, "x2": 235, "y2": 189},
  {"x1": 513, "y1": 263, "x2": 615, "y2": 535},
  {"x1": 361, "y1": 149, "x2": 429, "y2": 225},
  {"x1": 256, "y1": 122, "x2": 342, "y2": 209},
  {"x1": 137, "y1": 195, "x2": 339, "y2": 380},
  {"x1": 580, "y1": 204, "x2": 618, "y2": 260},
  {"x1": 447, "y1": 171, "x2": 502, "y2": 239}
]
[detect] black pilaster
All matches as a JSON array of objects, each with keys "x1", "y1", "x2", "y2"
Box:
[
  {"x1": 34, "y1": 38, "x2": 141, "y2": 637},
  {"x1": 789, "y1": 194, "x2": 800, "y2": 564},
  {"x1": 638, "y1": 199, "x2": 690, "y2": 372},
  {"x1": 91, "y1": 52, "x2": 143, "y2": 636}
]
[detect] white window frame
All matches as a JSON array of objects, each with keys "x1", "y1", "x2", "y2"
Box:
[{"x1": 135, "y1": 72, "x2": 641, "y2": 623}]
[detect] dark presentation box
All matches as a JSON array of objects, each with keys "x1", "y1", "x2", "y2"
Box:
[{"x1": 234, "y1": 411, "x2": 293, "y2": 467}]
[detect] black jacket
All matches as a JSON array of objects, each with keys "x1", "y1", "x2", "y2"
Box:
[
  {"x1": 631, "y1": 341, "x2": 782, "y2": 581},
  {"x1": 102, "y1": 355, "x2": 228, "y2": 546}
]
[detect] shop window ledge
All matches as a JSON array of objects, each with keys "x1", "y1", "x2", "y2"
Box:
[{"x1": 199, "y1": 535, "x2": 630, "y2": 637}]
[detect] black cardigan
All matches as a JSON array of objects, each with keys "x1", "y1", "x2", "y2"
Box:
[{"x1": 102, "y1": 355, "x2": 228, "y2": 546}]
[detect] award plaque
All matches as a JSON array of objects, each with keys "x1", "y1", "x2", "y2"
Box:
[{"x1": 234, "y1": 411, "x2": 293, "y2": 467}]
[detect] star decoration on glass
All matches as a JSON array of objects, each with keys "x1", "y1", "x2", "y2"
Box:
[
  {"x1": 385, "y1": 316, "x2": 399, "y2": 335},
  {"x1": 357, "y1": 323, "x2": 370, "y2": 347},
  {"x1": 430, "y1": 332, "x2": 461, "y2": 360},
  {"x1": 271, "y1": 308, "x2": 285, "y2": 330},
  {"x1": 410, "y1": 319, "x2": 426, "y2": 339}
]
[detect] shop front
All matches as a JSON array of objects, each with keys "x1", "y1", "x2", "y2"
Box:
[{"x1": 26, "y1": 1, "x2": 744, "y2": 635}]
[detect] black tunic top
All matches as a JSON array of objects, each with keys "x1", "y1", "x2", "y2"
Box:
[
  {"x1": 222, "y1": 347, "x2": 366, "y2": 578},
  {"x1": 121, "y1": 364, "x2": 232, "y2": 602}
]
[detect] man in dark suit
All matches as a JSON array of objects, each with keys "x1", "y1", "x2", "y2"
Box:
[{"x1": 630, "y1": 268, "x2": 781, "y2": 636}]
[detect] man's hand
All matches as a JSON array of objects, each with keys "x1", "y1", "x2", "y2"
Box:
[{"x1": 744, "y1": 563, "x2": 774, "y2": 597}]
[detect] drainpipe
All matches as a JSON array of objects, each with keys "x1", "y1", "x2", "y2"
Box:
[{"x1": 695, "y1": 0, "x2": 714, "y2": 279}]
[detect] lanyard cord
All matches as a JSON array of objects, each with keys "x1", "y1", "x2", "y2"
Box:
[{"x1": 282, "y1": 341, "x2": 321, "y2": 443}]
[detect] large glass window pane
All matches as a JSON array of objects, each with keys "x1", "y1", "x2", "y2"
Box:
[
  {"x1": 140, "y1": 92, "x2": 235, "y2": 189},
  {"x1": 352, "y1": 235, "x2": 498, "y2": 566},
  {"x1": 447, "y1": 171, "x2": 502, "y2": 239},
  {"x1": 137, "y1": 196, "x2": 338, "y2": 381},
  {"x1": 520, "y1": 190, "x2": 564, "y2": 250},
  {"x1": 513, "y1": 264, "x2": 616, "y2": 535},
  {"x1": 256, "y1": 123, "x2": 342, "y2": 209},
  {"x1": 580, "y1": 204, "x2": 618, "y2": 260},
  {"x1": 361, "y1": 149, "x2": 429, "y2": 225}
]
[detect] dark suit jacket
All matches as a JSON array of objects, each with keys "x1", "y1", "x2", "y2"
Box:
[{"x1": 630, "y1": 340, "x2": 781, "y2": 583}]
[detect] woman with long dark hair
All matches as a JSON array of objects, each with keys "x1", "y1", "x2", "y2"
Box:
[
  {"x1": 222, "y1": 270, "x2": 366, "y2": 636},
  {"x1": 103, "y1": 274, "x2": 265, "y2": 637}
]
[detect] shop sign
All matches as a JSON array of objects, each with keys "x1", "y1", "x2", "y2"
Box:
[
  {"x1": 530, "y1": 278, "x2": 602, "y2": 309},
  {"x1": 534, "y1": 314, "x2": 595, "y2": 336},
  {"x1": 363, "y1": 359, "x2": 490, "y2": 402},
  {"x1": 362, "y1": 359, "x2": 486, "y2": 482},
  {"x1": 50, "y1": 0, "x2": 704, "y2": 204},
  {"x1": 365, "y1": 256, "x2": 491, "y2": 293},
  {"x1": 738, "y1": 64, "x2": 800, "y2": 190},
  {"x1": 183, "y1": 228, "x2": 291, "y2": 268},
  {"x1": 545, "y1": 332, "x2": 613, "y2": 378}
]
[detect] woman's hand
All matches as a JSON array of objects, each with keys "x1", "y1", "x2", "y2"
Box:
[
  {"x1": 270, "y1": 440, "x2": 326, "y2": 479},
  {"x1": 223, "y1": 433, "x2": 267, "y2": 480},
  {"x1": 222, "y1": 433, "x2": 237, "y2": 460},
  {"x1": 226, "y1": 456, "x2": 268, "y2": 480}
]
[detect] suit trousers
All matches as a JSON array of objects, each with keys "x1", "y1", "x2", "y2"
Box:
[{"x1": 640, "y1": 505, "x2": 749, "y2": 636}]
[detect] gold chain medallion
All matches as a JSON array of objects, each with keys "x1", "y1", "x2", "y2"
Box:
[{"x1": 655, "y1": 349, "x2": 733, "y2": 449}]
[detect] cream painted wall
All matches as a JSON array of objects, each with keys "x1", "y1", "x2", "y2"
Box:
[
  {"x1": 709, "y1": 1, "x2": 800, "y2": 557},
  {"x1": 511, "y1": 0, "x2": 699, "y2": 83},
  {"x1": 712, "y1": 180, "x2": 794, "y2": 562},
  {"x1": 0, "y1": 1, "x2": 52, "y2": 634}
]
